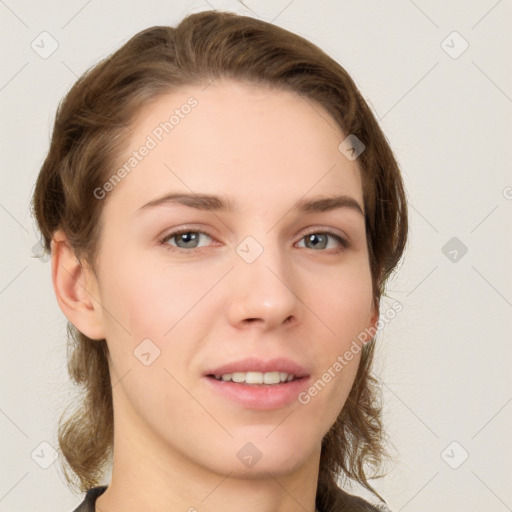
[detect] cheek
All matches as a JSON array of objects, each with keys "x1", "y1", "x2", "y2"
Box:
[
  {"x1": 296, "y1": 263, "x2": 373, "y2": 419},
  {"x1": 317, "y1": 262, "x2": 374, "y2": 342},
  {"x1": 96, "y1": 257, "x2": 208, "y2": 419},
  {"x1": 99, "y1": 254, "x2": 217, "y2": 340},
  {"x1": 96, "y1": 253, "x2": 226, "y2": 394}
]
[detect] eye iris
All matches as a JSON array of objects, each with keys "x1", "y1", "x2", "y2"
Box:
[
  {"x1": 306, "y1": 233, "x2": 327, "y2": 249},
  {"x1": 177, "y1": 232, "x2": 199, "y2": 248}
]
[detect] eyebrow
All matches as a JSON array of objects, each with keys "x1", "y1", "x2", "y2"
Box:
[{"x1": 137, "y1": 192, "x2": 364, "y2": 216}]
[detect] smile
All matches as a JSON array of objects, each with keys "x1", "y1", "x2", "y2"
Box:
[{"x1": 210, "y1": 371, "x2": 297, "y2": 385}]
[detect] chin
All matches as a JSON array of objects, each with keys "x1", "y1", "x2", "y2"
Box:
[{"x1": 208, "y1": 435, "x2": 316, "y2": 479}]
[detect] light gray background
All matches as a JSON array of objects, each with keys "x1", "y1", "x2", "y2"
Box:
[{"x1": 1, "y1": 1, "x2": 511, "y2": 511}]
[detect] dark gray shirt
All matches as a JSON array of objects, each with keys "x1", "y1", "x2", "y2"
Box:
[
  {"x1": 71, "y1": 485, "x2": 391, "y2": 512},
  {"x1": 72, "y1": 486, "x2": 107, "y2": 512}
]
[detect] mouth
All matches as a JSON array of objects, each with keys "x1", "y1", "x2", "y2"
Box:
[
  {"x1": 202, "y1": 358, "x2": 311, "y2": 410},
  {"x1": 207, "y1": 371, "x2": 301, "y2": 385}
]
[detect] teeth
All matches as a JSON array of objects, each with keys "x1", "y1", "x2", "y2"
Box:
[{"x1": 213, "y1": 371, "x2": 297, "y2": 384}]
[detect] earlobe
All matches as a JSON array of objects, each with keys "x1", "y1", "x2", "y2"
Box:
[
  {"x1": 370, "y1": 305, "x2": 380, "y2": 341},
  {"x1": 361, "y1": 301, "x2": 380, "y2": 345},
  {"x1": 51, "y1": 230, "x2": 106, "y2": 340}
]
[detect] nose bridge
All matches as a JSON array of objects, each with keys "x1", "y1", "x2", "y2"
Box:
[{"x1": 229, "y1": 230, "x2": 299, "y2": 325}]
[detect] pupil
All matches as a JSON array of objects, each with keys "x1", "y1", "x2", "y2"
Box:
[
  {"x1": 180, "y1": 232, "x2": 197, "y2": 247},
  {"x1": 308, "y1": 233, "x2": 326, "y2": 249}
]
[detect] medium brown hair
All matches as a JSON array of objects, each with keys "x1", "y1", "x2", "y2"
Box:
[{"x1": 31, "y1": 10, "x2": 407, "y2": 510}]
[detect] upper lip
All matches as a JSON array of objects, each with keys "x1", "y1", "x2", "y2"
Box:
[{"x1": 204, "y1": 357, "x2": 310, "y2": 378}]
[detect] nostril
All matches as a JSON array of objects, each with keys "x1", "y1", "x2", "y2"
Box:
[{"x1": 244, "y1": 318, "x2": 260, "y2": 324}]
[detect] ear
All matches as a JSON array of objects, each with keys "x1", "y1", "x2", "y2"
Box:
[
  {"x1": 361, "y1": 299, "x2": 380, "y2": 345},
  {"x1": 51, "y1": 230, "x2": 106, "y2": 340}
]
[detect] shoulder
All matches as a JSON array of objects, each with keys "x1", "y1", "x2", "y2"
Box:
[{"x1": 71, "y1": 486, "x2": 108, "y2": 512}]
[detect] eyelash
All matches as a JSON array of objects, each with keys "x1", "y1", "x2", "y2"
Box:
[{"x1": 158, "y1": 228, "x2": 349, "y2": 254}]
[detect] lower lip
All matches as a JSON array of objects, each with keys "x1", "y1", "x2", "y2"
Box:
[{"x1": 203, "y1": 376, "x2": 311, "y2": 410}]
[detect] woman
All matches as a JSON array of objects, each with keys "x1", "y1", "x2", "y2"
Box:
[{"x1": 31, "y1": 10, "x2": 407, "y2": 512}]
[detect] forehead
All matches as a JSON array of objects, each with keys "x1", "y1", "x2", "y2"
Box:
[{"x1": 106, "y1": 79, "x2": 363, "y2": 213}]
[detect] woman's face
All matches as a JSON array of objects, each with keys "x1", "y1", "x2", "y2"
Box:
[{"x1": 86, "y1": 79, "x2": 377, "y2": 478}]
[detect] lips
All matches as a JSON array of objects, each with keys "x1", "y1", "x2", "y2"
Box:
[
  {"x1": 202, "y1": 357, "x2": 312, "y2": 409},
  {"x1": 203, "y1": 356, "x2": 310, "y2": 380}
]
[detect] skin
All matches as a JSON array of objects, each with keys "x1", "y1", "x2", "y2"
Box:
[{"x1": 52, "y1": 79, "x2": 378, "y2": 512}]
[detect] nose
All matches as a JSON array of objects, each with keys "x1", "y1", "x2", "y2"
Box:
[{"x1": 226, "y1": 240, "x2": 300, "y2": 331}]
